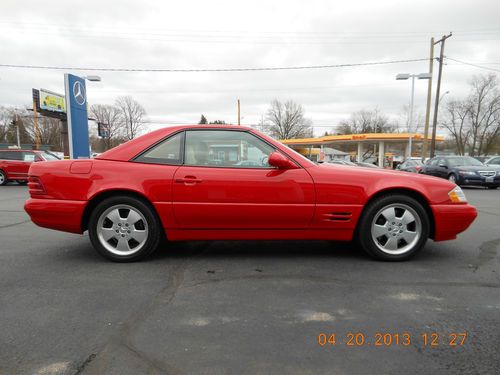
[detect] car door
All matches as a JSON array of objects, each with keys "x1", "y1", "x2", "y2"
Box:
[
  {"x1": 3, "y1": 151, "x2": 29, "y2": 179},
  {"x1": 424, "y1": 158, "x2": 438, "y2": 176},
  {"x1": 435, "y1": 158, "x2": 449, "y2": 178},
  {"x1": 172, "y1": 129, "x2": 315, "y2": 229}
]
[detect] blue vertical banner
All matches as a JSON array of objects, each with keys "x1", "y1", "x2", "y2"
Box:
[{"x1": 64, "y1": 74, "x2": 90, "y2": 159}]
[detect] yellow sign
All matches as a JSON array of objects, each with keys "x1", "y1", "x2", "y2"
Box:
[{"x1": 40, "y1": 89, "x2": 66, "y2": 113}]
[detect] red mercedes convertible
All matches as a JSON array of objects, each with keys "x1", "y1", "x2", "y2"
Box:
[{"x1": 24, "y1": 125, "x2": 477, "y2": 262}]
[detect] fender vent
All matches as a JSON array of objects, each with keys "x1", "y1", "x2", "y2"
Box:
[{"x1": 323, "y1": 212, "x2": 352, "y2": 222}]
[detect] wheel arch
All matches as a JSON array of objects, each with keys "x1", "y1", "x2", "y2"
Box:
[
  {"x1": 357, "y1": 188, "x2": 436, "y2": 240},
  {"x1": 81, "y1": 189, "x2": 163, "y2": 233}
]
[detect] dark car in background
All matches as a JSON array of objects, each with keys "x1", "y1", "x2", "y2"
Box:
[
  {"x1": 398, "y1": 159, "x2": 424, "y2": 173},
  {"x1": 421, "y1": 156, "x2": 499, "y2": 189},
  {"x1": 485, "y1": 156, "x2": 500, "y2": 167},
  {"x1": 0, "y1": 149, "x2": 59, "y2": 186}
]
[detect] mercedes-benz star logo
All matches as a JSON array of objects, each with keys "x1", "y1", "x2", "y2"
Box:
[{"x1": 73, "y1": 81, "x2": 86, "y2": 106}]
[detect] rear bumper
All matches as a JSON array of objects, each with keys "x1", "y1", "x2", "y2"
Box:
[
  {"x1": 24, "y1": 198, "x2": 86, "y2": 234},
  {"x1": 431, "y1": 203, "x2": 477, "y2": 241}
]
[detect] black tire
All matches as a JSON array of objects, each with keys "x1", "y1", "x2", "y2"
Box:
[
  {"x1": 0, "y1": 170, "x2": 7, "y2": 186},
  {"x1": 487, "y1": 186, "x2": 498, "y2": 190},
  {"x1": 88, "y1": 195, "x2": 162, "y2": 262},
  {"x1": 357, "y1": 194, "x2": 430, "y2": 261},
  {"x1": 16, "y1": 180, "x2": 28, "y2": 185},
  {"x1": 448, "y1": 173, "x2": 458, "y2": 184}
]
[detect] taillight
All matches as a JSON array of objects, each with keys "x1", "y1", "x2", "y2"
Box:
[{"x1": 28, "y1": 176, "x2": 46, "y2": 196}]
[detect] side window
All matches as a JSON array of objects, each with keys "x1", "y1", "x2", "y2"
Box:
[
  {"x1": 437, "y1": 158, "x2": 447, "y2": 167},
  {"x1": 135, "y1": 132, "x2": 183, "y2": 165},
  {"x1": 7, "y1": 151, "x2": 23, "y2": 161},
  {"x1": 184, "y1": 130, "x2": 275, "y2": 168},
  {"x1": 23, "y1": 152, "x2": 36, "y2": 162},
  {"x1": 489, "y1": 157, "x2": 500, "y2": 165}
]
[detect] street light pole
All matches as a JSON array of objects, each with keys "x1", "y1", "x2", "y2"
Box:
[
  {"x1": 408, "y1": 75, "x2": 415, "y2": 158},
  {"x1": 396, "y1": 73, "x2": 431, "y2": 159}
]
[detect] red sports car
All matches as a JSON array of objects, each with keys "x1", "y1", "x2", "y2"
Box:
[
  {"x1": 24, "y1": 125, "x2": 477, "y2": 262},
  {"x1": 0, "y1": 149, "x2": 59, "y2": 185}
]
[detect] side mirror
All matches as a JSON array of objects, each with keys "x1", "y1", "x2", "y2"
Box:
[
  {"x1": 268, "y1": 151, "x2": 297, "y2": 169},
  {"x1": 439, "y1": 163, "x2": 447, "y2": 168}
]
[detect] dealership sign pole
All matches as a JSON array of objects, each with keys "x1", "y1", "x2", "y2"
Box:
[{"x1": 64, "y1": 74, "x2": 90, "y2": 159}]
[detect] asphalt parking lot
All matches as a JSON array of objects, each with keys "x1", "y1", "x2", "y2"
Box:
[{"x1": 0, "y1": 184, "x2": 499, "y2": 375}]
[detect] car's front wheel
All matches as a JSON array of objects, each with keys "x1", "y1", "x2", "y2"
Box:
[
  {"x1": 0, "y1": 170, "x2": 7, "y2": 186},
  {"x1": 357, "y1": 194, "x2": 430, "y2": 261},
  {"x1": 88, "y1": 196, "x2": 162, "y2": 262},
  {"x1": 448, "y1": 174, "x2": 458, "y2": 184}
]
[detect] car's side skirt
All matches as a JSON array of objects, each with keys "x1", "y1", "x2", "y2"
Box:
[{"x1": 166, "y1": 228, "x2": 353, "y2": 241}]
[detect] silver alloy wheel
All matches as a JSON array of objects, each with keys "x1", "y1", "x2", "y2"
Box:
[
  {"x1": 449, "y1": 174, "x2": 456, "y2": 183},
  {"x1": 370, "y1": 203, "x2": 422, "y2": 255},
  {"x1": 96, "y1": 204, "x2": 148, "y2": 256},
  {"x1": 0, "y1": 171, "x2": 5, "y2": 184}
]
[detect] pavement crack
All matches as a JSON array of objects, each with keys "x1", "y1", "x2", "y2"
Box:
[
  {"x1": 472, "y1": 237, "x2": 500, "y2": 271},
  {"x1": 74, "y1": 353, "x2": 97, "y2": 374},
  {"x1": 477, "y1": 209, "x2": 500, "y2": 217},
  {"x1": 182, "y1": 273, "x2": 500, "y2": 290},
  {"x1": 0, "y1": 219, "x2": 31, "y2": 230}
]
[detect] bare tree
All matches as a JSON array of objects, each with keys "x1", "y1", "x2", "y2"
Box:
[
  {"x1": 265, "y1": 99, "x2": 313, "y2": 139},
  {"x1": 0, "y1": 106, "x2": 14, "y2": 142},
  {"x1": 198, "y1": 114, "x2": 208, "y2": 124},
  {"x1": 90, "y1": 104, "x2": 125, "y2": 149},
  {"x1": 115, "y1": 96, "x2": 147, "y2": 140},
  {"x1": 442, "y1": 100, "x2": 470, "y2": 155},
  {"x1": 337, "y1": 108, "x2": 394, "y2": 135},
  {"x1": 442, "y1": 74, "x2": 500, "y2": 156},
  {"x1": 397, "y1": 105, "x2": 425, "y2": 133}
]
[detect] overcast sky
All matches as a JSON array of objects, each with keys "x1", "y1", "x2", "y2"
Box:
[{"x1": 1, "y1": 0, "x2": 499, "y2": 135}]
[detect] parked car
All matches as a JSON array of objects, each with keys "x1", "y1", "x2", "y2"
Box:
[
  {"x1": 326, "y1": 159, "x2": 357, "y2": 166},
  {"x1": 0, "y1": 149, "x2": 59, "y2": 186},
  {"x1": 355, "y1": 162, "x2": 380, "y2": 168},
  {"x1": 25, "y1": 125, "x2": 477, "y2": 262},
  {"x1": 420, "y1": 156, "x2": 499, "y2": 189},
  {"x1": 398, "y1": 159, "x2": 424, "y2": 173},
  {"x1": 485, "y1": 156, "x2": 500, "y2": 167}
]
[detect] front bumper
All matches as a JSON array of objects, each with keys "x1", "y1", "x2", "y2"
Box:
[
  {"x1": 457, "y1": 174, "x2": 500, "y2": 187},
  {"x1": 24, "y1": 198, "x2": 86, "y2": 234},
  {"x1": 431, "y1": 203, "x2": 477, "y2": 241}
]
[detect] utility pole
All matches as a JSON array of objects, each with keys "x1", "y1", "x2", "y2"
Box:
[
  {"x1": 32, "y1": 98, "x2": 40, "y2": 149},
  {"x1": 430, "y1": 33, "x2": 452, "y2": 158},
  {"x1": 15, "y1": 113, "x2": 21, "y2": 148},
  {"x1": 421, "y1": 37, "x2": 434, "y2": 161},
  {"x1": 237, "y1": 99, "x2": 241, "y2": 125}
]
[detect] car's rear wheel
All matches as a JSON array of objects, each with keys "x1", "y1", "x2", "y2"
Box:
[
  {"x1": 0, "y1": 170, "x2": 7, "y2": 186},
  {"x1": 88, "y1": 196, "x2": 162, "y2": 262},
  {"x1": 357, "y1": 194, "x2": 430, "y2": 261}
]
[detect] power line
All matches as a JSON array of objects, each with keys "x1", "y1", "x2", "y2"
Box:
[
  {"x1": 0, "y1": 58, "x2": 428, "y2": 73},
  {"x1": 445, "y1": 57, "x2": 500, "y2": 73}
]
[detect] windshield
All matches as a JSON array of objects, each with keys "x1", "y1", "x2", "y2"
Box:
[
  {"x1": 41, "y1": 151, "x2": 60, "y2": 161},
  {"x1": 448, "y1": 157, "x2": 483, "y2": 167}
]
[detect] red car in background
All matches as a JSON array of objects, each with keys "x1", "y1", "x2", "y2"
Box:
[
  {"x1": 24, "y1": 125, "x2": 477, "y2": 262},
  {"x1": 0, "y1": 149, "x2": 59, "y2": 186}
]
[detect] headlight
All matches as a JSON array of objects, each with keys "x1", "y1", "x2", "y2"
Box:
[
  {"x1": 448, "y1": 186, "x2": 467, "y2": 203},
  {"x1": 458, "y1": 170, "x2": 476, "y2": 176}
]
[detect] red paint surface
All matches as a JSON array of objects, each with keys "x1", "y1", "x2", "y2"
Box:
[{"x1": 24, "y1": 125, "x2": 477, "y2": 244}]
